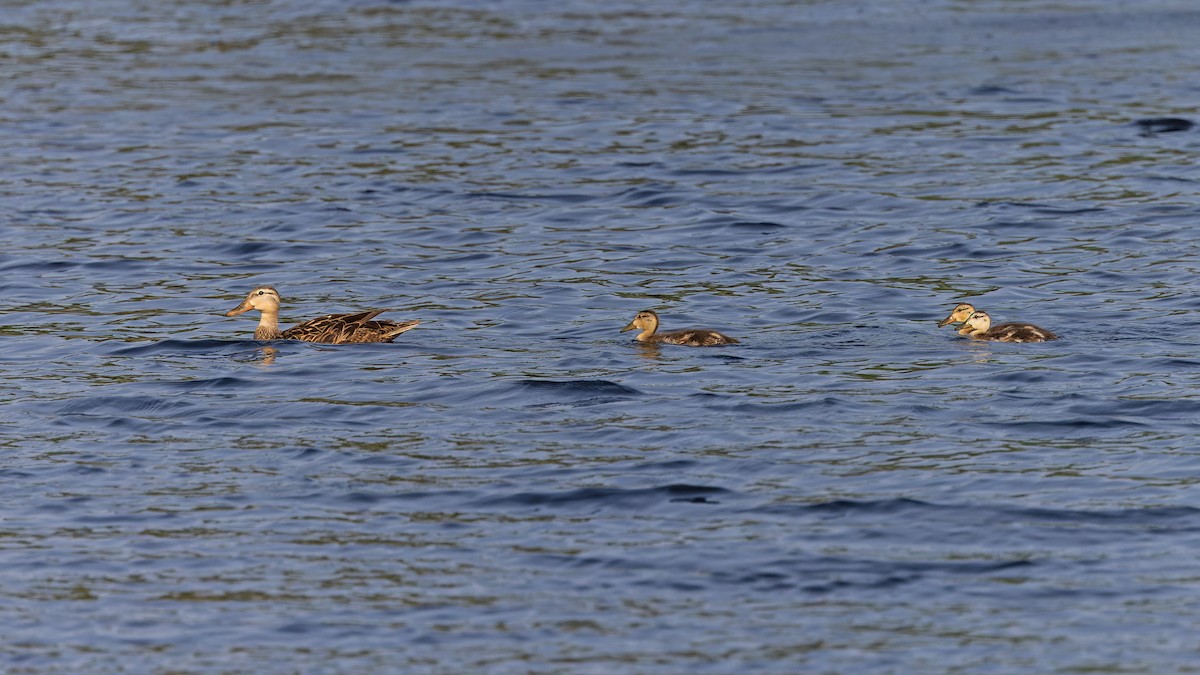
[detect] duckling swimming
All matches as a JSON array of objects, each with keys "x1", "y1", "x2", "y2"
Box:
[
  {"x1": 225, "y1": 286, "x2": 419, "y2": 344},
  {"x1": 937, "y1": 303, "x2": 977, "y2": 328},
  {"x1": 958, "y1": 310, "x2": 1058, "y2": 343},
  {"x1": 620, "y1": 309, "x2": 738, "y2": 347}
]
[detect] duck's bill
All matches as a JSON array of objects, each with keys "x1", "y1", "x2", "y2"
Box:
[
  {"x1": 620, "y1": 321, "x2": 637, "y2": 332},
  {"x1": 936, "y1": 316, "x2": 957, "y2": 327},
  {"x1": 225, "y1": 303, "x2": 251, "y2": 317}
]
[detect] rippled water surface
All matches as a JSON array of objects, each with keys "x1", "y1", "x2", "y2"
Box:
[{"x1": 5, "y1": 0, "x2": 1200, "y2": 671}]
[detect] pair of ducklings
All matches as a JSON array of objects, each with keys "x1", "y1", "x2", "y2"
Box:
[
  {"x1": 226, "y1": 286, "x2": 738, "y2": 346},
  {"x1": 615, "y1": 305, "x2": 1059, "y2": 345},
  {"x1": 937, "y1": 303, "x2": 1058, "y2": 343},
  {"x1": 225, "y1": 287, "x2": 1057, "y2": 347}
]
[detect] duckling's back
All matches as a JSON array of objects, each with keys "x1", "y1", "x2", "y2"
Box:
[
  {"x1": 655, "y1": 329, "x2": 739, "y2": 347},
  {"x1": 986, "y1": 322, "x2": 1058, "y2": 343}
]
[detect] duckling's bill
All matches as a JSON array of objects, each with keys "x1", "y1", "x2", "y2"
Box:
[{"x1": 937, "y1": 303, "x2": 976, "y2": 327}]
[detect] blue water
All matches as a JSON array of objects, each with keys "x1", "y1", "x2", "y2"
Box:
[{"x1": 4, "y1": 0, "x2": 1200, "y2": 671}]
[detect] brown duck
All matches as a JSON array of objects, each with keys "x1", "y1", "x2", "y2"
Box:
[
  {"x1": 225, "y1": 286, "x2": 419, "y2": 344},
  {"x1": 957, "y1": 310, "x2": 1058, "y2": 343},
  {"x1": 620, "y1": 309, "x2": 738, "y2": 347}
]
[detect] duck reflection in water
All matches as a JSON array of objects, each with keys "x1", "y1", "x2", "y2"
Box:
[{"x1": 258, "y1": 345, "x2": 278, "y2": 366}]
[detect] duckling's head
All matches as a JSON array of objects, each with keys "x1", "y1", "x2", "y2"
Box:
[
  {"x1": 621, "y1": 310, "x2": 659, "y2": 334},
  {"x1": 226, "y1": 286, "x2": 282, "y2": 317},
  {"x1": 938, "y1": 302, "x2": 976, "y2": 327},
  {"x1": 962, "y1": 310, "x2": 991, "y2": 334}
]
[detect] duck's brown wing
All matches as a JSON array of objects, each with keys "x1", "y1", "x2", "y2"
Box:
[
  {"x1": 344, "y1": 318, "x2": 421, "y2": 343},
  {"x1": 656, "y1": 329, "x2": 739, "y2": 347},
  {"x1": 283, "y1": 309, "x2": 391, "y2": 344},
  {"x1": 987, "y1": 322, "x2": 1058, "y2": 343}
]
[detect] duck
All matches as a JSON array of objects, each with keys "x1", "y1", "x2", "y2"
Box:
[
  {"x1": 958, "y1": 310, "x2": 1058, "y2": 343},
  {"x1": 620, "y1": 309, "x2": 738, "y2": 347},
  {"x1": 937, "y1": 303, "x2": 977, "y2": 328},
  {"x1": 225, "y1": 286, "x2": 419, "y2": 344}
]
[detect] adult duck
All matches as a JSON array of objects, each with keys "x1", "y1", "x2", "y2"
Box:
[{"x1": 225, "y1": 286, "x2": 419, "y2": 344}]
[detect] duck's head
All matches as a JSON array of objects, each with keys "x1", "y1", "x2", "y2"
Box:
[
  {"x1": 226, "y1": 286, "x2": 282, "y2": 317},
  {"x1": 962, "y1": 310, "x2": 991, "y2": 333},
  {"x1": 937, "y1": 302, "x2": 976, "y2": 327},
  {"x1": 621, "y1": 310, "x2": 659, "y2": 334}
]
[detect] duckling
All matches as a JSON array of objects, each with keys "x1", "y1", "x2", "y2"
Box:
[
  {"x1": 958, "y1": 310, "x2": 1058, "y2": 343},
  {"x1": 937, "y1": 303, "x2": 977, "y2": 328},
  {"x1": 620, "y1": 309, "x2": 738, "y2": 347},
  {"x1": 225, "y1": 286, "x2": 419, "y2": 344}
]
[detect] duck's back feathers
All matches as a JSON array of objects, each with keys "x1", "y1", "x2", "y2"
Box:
[
  {"x1": 982, "y1": 322, "x2": 1058, "y2": 343},
  {"x1": 955, "y1": 309, "x2": 1058, "y2": 343},
  {"x1": 282, "y1": 309, "x2": 420, "y2": 344},
  {"x1": 651, "y1": 329, "x2": 739, "y2": 347}
]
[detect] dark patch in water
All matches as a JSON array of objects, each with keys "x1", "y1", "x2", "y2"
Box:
[
  {"x1": 167, "y1": 376, "x2": 250, "y2": 390},
  {"x1": 1135, "y1": 117, "x2": 1194, "y2": 134},
  {"x1": 58, "y1": 395, "x2": 194, "y2": 416},
  {"x1": 110, "y1": 339, "x2": 242, "y2": 355},
  {"x1": 474, "y1": 484, "x2": 729, "y2": 509},
  {"x1": 727, "y1": 220, "x2": 786, "y2": 231},
  {"x1": 468, "y1": 191, "x2": 593, "y2": 204},
  {"x1": 756, "y1": 499, "x2": 1200, "y2": 528},
  {"x1": 513, "y1": 378, "x2": 642, "y2": 407},
  {"x1": 969, "y1": 85, "x2": 1018, "y2": 95},
  {"x1": 517, "y1": 379, "x2": 641, "y2": 396}
]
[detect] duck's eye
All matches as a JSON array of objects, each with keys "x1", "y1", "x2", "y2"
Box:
[{"x1": 257, "y1": 290, "x2": 265, "y2": 296}]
